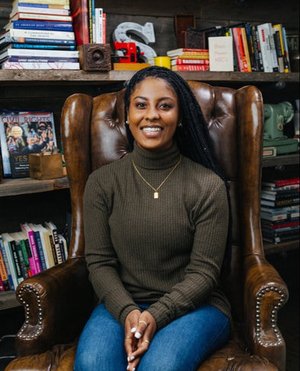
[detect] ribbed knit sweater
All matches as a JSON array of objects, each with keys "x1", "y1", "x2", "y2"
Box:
[{"x1": 83, "y1": 142, "x2": 231, "y2": 329}]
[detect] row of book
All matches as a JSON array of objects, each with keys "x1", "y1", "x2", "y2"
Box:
[
  {"x1": 0, "y1": 221, "x2": 68, "y2": 292},
  {"x1": 167, "y1": 48, "x2": 210, "y2": 72},
  {"x1": 167, "y1": 22, "x2": 292, "y2": 73},
  {"x1": 260, "y1": 176, "x2": 300, "y2": 244},
  {"x1": 0, "y1": 0, "x2": 81, "y2": 70},
  {"x1": 0, "y1": 110, "x2": 58, "y2": 178}
]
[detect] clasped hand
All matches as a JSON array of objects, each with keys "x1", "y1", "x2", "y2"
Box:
[{"x1": 125, "y1": 309, "x2": 157, "y2": 370}]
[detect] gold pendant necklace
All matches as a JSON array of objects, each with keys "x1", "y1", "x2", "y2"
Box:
[{"x1": 132, "y1": 156, "x2": 182, "y2": 199}]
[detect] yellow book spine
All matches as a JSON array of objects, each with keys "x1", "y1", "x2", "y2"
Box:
[{"x1": 241, "y1": 27, "x2": 252, "y2": 72}]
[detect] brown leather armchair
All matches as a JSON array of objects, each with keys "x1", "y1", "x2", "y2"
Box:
[{"x1": 6, "y1": 81, "x2": 289, "y2": 371}]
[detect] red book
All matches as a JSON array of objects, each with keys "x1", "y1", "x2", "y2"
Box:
[
  {"x1": 263, "y1": 177, "x2": 300, "y2": 188},
  {"x1": 232, "y1": 27, "x2": 250, "y2": 72},
  {"x1": 172, "y1": 64, "x2": 210, "y2": 71},
  {"x1": 70, "y1": 0, "x2": 89, "y2": 45},
  {"x1": 171, "y1": 58, "x2": 209, "y2": 65}
]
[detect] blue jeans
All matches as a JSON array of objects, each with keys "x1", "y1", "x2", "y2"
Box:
[{"x1": 74, "y1": 303, "x2": 230, "y2": 371}]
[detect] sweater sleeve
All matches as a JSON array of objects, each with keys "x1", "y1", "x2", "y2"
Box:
[
  {"x1": 147, "y1": 178, "x2": 229, "y2": 329},
  {"x1": 83, "y1": 172, "x2": 139, "y2": 324}
]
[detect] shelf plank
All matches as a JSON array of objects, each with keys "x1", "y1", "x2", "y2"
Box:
[
  {"x1": 0, "y1": 176, "x2": 69, "y2": 197},
  {"x1": 0, "y1": 291, "x2": 20, "y2": 311},
  {"x1": 264, "y1": 240, "x2": 299, "y2": 255},
  {"x1": 262, "y1": 153, "x2": 300, "y2": 167},
  {"x1": 0, "y1": 70, "x2": 299, "y2": 86}
]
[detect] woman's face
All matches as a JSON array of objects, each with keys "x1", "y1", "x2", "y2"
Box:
[{"x1": 128, "y1": 77, "x2": 180, "y2": 151}]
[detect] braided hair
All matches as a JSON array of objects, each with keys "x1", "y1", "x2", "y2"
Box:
[{"x1": 124, "y1": 66, "x2": 232, "y2": 274}]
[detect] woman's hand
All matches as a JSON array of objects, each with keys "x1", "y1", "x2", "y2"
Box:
[{"x1": 125, "y1": 310, "x2": 157, "y2": 371}]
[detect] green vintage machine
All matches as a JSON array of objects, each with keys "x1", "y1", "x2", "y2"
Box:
[{"x1": 263, "y1": 101, "x2": 299, "y2": 155}]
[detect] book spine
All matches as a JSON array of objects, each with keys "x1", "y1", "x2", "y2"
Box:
[
  {"x1": 0, "y1": 247, "x2": 10, "y2": 291},
  {"x1": 33, "y1": 231, "x2": 47, "y2": 271},
  {"x1": 11, "y1": 43, "x2": 76, "y2": 50},
  {"x1": 48, "y1": 234, "x2": 58, "y2": 265},
  {"x1": 23, "y1": 238, "x2": 34, "y2": 277},
  {"x1": 240, "y1": 27, "x2": 252, "y2": 72},
  {"x1": 2, "y1": 61, "x2": 80, "y2": 69},
  {"x1": 70, "y1": 0, "x2": 89, "y2": 45},
  {"x1": 273, "y1": 29, "x2": 284, "y2": 72},
  {"x1": 52, "y1": 228, "x2": 63, "y2": 264},
  {"x1": 11, "y1": 20, "x2": 73, "y2": 32},
  {"x1": 7, "y1": 57, "x2": 79, "y2": 63},
  {"x1": 14, "y1": 13, "x2": 72, "y2": 22},
  {"x1": 9, "y1": 240, "x2": 24, "y2": 284},
  {"x1": 4, "y1": 48, "x2": 78, "y2": 57},
  {"x1": 26, "y1": 230, "x2": 42, "y2": 274},
  {"x1": 257, "y1": 24, "x2": 273, "y2": 72},
  {"x1": 171, "y1": 58, "x2": 209, "y2": 65},
  {"x1": 6, "y1": 37, "x2": 76, "y2": 45},
  {"x1": 244, "y1": 23, "x2": 256, "y2": 71},
  {"x1": 17, "y1": 0, "x2": 70, "y2": 5},
  {"x1": 232, "y1": 27, "x2": 249, "y2": 72},
  {"x1": 17, "y1": 2, "x2": 70, "y2": 9},
  {"x1": 102, "y1": 12, "x2": 106, "y2": 44},
  {"x1": 282, "y1": 26, "x2": 291, "y2": 72},
  {"x1": 0, "y1": 237, "x2": 15, "y2": 290},
  {"x1": 172, "y1": 64, "x2": 209, "y2": 71},
  {"x1": 9, "y1": 29, "x2": 75, "y2": 40},
  {"x1": 12, "y1": 6, "x2": 70, "y2": 15},
  {"x1": 15, "y1": 241, "x2": 29, "y2": 279},
  {"x1": 267, "y1": 24, "x2": 279, "y2": 72}
]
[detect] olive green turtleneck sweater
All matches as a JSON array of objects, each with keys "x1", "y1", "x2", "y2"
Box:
[{"x1": 83, "y1": 143, "x2": 231, "y2": 329}]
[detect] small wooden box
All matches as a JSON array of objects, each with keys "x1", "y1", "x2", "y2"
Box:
[
  {"x1": 29, "y1": 153, "x2": 64, "y2": 180},
  {"x1": 78, "y1": 43, "x2": 111, "y2": 71}
]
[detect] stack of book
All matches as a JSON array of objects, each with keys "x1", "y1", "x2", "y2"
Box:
[
  {"x1": 166, "y1": 48, "x2": 209, "y2": 71},
  {"x1": 0, "y1": 0, "x2": 80, "y2": 70},
  {"x1": 0, "y1": 221, "x2": 68, "y2": 292},
  {"x1": 261, "y1": 176, "x2": 300, "y2": 244}
]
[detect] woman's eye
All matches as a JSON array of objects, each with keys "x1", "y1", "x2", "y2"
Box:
[
  {"x1": 136, "y1": 102, "x2": 146, "y2": 109},
  {"x1": 160, "y1": 103, "x2": 172, "y2": 110}
]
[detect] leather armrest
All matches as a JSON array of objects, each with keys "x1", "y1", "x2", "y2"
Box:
[
  {"x1": 244, "y1": 254, "x2": 289, "y2": 370},
  {"x1": 15, "y1": 257, "x2": 95, "y2": 356}
]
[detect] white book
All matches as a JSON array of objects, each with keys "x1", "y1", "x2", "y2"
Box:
[
  {"x1": 208, "y1": 36, "x2": 234, "y2": 72},
  {"x1": 0, "y1": 48, "x2": 79, "y2": 60},
  {"x1": 2, "y1": 61, "x2": 80, "y2": 69},
  {"x1": 7, "y1": 28, "x2": 75, "y2": 41},
  {"x1": 257, "y1": 23, "x2": 273, "y2": 72},
  {"x1": 267, "y1": 23, "x2": 279, "y2": 72},
  {"x1": 11, "y1": 6, "x2": 70, "y2": 16},
  {"x1": 95, "y1": 8, "x2": 104, "y2": 44}
]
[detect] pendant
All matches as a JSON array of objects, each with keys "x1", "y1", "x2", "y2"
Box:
[{"x1": 154, "y1": 192, "x2": 159, "y2": 199}]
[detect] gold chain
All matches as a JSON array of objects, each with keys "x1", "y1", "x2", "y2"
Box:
[{"x1": 132, "y1": 156, "x2": 181, "y2": 199}]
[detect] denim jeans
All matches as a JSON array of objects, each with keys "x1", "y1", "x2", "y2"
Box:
[{"x1": 74, "y1": 303, "x2": 230, "y2": 371}]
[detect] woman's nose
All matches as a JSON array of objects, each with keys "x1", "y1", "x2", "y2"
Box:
[{"x1": 145, "y1": 106, "x2": 159, "y2": 121}]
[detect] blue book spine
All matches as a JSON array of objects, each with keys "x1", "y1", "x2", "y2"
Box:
[
  {"x1": 33, "y1": 231, "x2": 47, "y2": 271},
  {"x1": 12, "y1": 20, "x2": 73, "y2": 32},
  {"x1": 0, "y1": 237, "x2": 14, "y2": 290},
  {"x1": 18, "y1": 2, "x2": 68, "y2": 9},
  {"x1": 12, "y1": 37, "x2": 76, "y2": 45},
  {"x1": 11, "y1": 43, "x2": 76, "y2": 50}
]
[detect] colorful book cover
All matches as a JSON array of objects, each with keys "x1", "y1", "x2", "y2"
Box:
[
  {"x1": 1, "y1": 34, "x2": 76, "y2": 47},
  {"x1": 34, "y1": 224, "x2": 55, "y2": 268},
  {"x1": 20, "y1": 223, "x2": 42, "y2": 274},
  {"x1": 7, "y1": 28, "x2": 75, "y2": 41},
  {"x1": 16, "y1": 2, "x2": 70, "y2": 9},
  {"x1": 10, "y1": 43, "x2": 76, "y2": 50},
  {"x1": 70, "y1": 0, "x2": 90, "y2": 45},
  {"x1": 0, "y1": 111, "x2": 58, "y2": 178},
  {"x1": 11, "y1": 20, "x2": 73, "y2": 32}
]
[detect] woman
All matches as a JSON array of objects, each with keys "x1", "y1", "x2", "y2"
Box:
[{"x1": 75, "y1": 66, "x2": 231, "y2": 371}]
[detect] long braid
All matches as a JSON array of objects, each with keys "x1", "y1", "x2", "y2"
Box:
[{"x1": 124, "y1": 66, "x2": 232, "y2": 274}]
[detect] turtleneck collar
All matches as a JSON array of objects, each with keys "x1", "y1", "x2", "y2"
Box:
[{"x1": 131, "y1": 141, "x2": 181, "y2": 170}]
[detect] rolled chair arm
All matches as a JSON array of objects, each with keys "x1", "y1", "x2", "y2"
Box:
[
  {"x1": 15, "y1": 257, "x2": 94, "y2": 356},
  {"x1": 244, "y1": 254, "x2": 289, "y2": 370}
]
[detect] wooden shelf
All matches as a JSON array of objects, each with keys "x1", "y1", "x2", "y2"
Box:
[
  {"x1": 0, "y1": 176, "x2": 69, "y2": 197},
  {"x1": 264, "y1": 240, "x2": 299, "y2": 255},
  {"x1": 262, "y1": 153, "x2": 300, "y2": 167},
  {"x1": 0, "y1": 70, "x2": 298, "y2": 86},
  {"x1": 0, "y1": 291, "x2": 20, "y2": 311}
]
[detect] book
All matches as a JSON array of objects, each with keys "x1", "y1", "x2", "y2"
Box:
[
  {"x1": 13, "y1": 0, "x2": 70, "y2": 4},
  {"x1": 10, "y1": 20, "x2": 73, "y2": 32},
  {"x1": 2, "y1": 60, "x2": 80, "y2": 69},
  {"x1": 261, "y1": 189, "x2": 300, "y2": 201},
  {"x1": 232, "y1": 27, "x2": 250, "y2": 72},
  {"x1": 44, "y1": 221, "x2": 63, "y2": 264},
  {"x1": 262, "y1": 220, "x2": 300, "y2": 230},
  {"x1": 208, "y1": 36, "x2": 234, "y2": 72},
  {"x1": 58, "y1": 233, "x2": 68, "y2": 262},
  {"x1": 20, "y1": 223, "x2": 42, "y2": 274},
  {"x1": 2, "y1": 57, "x2": 79, "y2": 64},
  {"x1": 31, "y1": 223, "x2": 55, "y2": 269},
  {"x1": 171, "y1": 58, "x2": 209, "y2": 65},
  {"x1": 10, "y1": 12, "x2": 72, "y2": 22},
  {"x1": 28, "y1": 224, "x2": 47, "y2": 271},
  {"x1": 171, "y1": 64, "x2": 210, "y2": 71},
  {"x1": 262, "y1": 177, "x2": 300, "y2": 188},
  {"x1": 0, "y1": 244, "x2": 10, "y2": 291},
  {"x1": 1, "y1": 233, "x2": 24, "y2": 286},
  {"x1": 261, "y1": 198, "x2": 299, "y2": 208},
  {"x1": 8, "y1": 43, "x2": 76, "y2": 50},
  {"x1": 0, "y1": 48, "x2": 78, "y2": 60},
  {"x1": 4, "y1": 29, "x2": 75, "y2": 41},
  {"x1": 0, "y1": 111, "x2": 58, "y2": 178},
  {"x1": 9, "y1": 232, "x2": 31, "y2": 279},
  {"x1": 257, "y1": 23, "x2": 274, "y2": 72},
  {"x1": 10, "y1": 5, "x2": 70, "y2": 16},
  {"x1": 240, "y1": 27, "x2": 252, "y2": 72},
  {"x1": 70, "y1": 0, "x2": 90, "y2": 45},
  {"x1": 0, "y1": 34, "x2": 76, "y2": 47},
  {"x1": 0, "y1": 236, "x2": 15, "y2": 290},
  {"x1": 12, "y1": 2, "x2": 70, "y2": 10},
  {"x1": 167, "y1": 48, "x2": 209, "y2": 57}
]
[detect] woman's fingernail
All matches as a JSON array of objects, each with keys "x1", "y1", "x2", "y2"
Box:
[
  {"x1": 130, "y1": 327, "x2": 137, "y2": 333},
  {"x1": 127, "y1": 366, "x2": 130, "y2": 370},
  {"x1": 135, "y1": 331, "x2": 142, "y2": 339},
  {"x1": 127, "y1": 355, "x2": 135, "y2": 361}
]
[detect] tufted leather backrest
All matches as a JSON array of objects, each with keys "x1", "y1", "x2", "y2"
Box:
[{"x1": 61, "y1": 81, "x2": 264, "y2": 321}]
